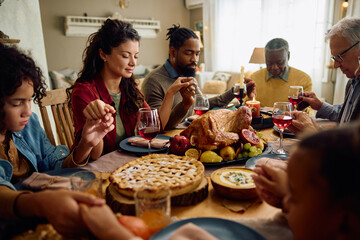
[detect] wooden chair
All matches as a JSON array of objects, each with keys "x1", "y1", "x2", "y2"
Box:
[{"x1": 38, "y1": 88, "x2": 74, "y2": 149}]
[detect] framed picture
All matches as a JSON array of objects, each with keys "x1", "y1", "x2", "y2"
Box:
[
  {"x1": 194, "y1": 20, "x2": 204, "y2": 46},
  {"x1": 194, "y1": 20, "x2": 203, "y2": 32}
]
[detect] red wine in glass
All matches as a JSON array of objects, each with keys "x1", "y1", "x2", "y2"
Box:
[
  {"x1": 273, "y1": 115, "x2": 292, "y2": 130},
  {"x1": 233, "y1": 93, "x2": 241, "y2": 101},
  {"x1": 272, "y1": 102, "x2": 292, "y2": 154},
  {"x1": 288, "y1": 86, "x2": 304, "y2": 110},
  {"x1": 194, "y1": 107, "x2": 209, "y2": 116},
  {"x1": 288, "y1": 97, "x2": 302, "y2": 108},
  {"x1": 138, "y1": 127, "x2": 160, "y2": 140},
  {"x1": 194, "y1": 94, "x2": 209, "y2": 116},
  {"x1": 137, "y1": 108, "x2": 160, "y2": 155}
]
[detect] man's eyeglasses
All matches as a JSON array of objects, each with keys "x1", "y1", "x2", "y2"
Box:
[{"x1": 331, "y1": 41, "x2": 360, "y2": 63}]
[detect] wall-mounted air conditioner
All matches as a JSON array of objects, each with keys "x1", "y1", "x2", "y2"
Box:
[
  {"x1": 64, "y1": 16, "x2": 160, "y2": 38},
  {"x1": 185, "y1": 0, "x2": 203, "y2": 9}
]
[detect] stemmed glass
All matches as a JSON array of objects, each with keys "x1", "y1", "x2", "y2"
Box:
[
  {"x1": 288, "y1": 86, "x2": 303, "y2": 110},
  {"x1": 232, "y1": 83, "x2": 246, "y2": 107},
  {"x1": 194, "y1": 94, "x2": 209, "y2": 116},
  {"x1": 272, "y1": 102, "x2": 292, "y2": 154},
  {"x1": 137, "y1": 108, "x2": 160, "y2": 155}
]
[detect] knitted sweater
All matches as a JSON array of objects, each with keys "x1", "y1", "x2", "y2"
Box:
[{"x1": 250, "y1": 67, "x2": 312, "y2": 107}]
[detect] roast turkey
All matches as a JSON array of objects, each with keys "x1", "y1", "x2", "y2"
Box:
[{"x1": 180, "y1": 106, "x2": 252, "y2": 150}]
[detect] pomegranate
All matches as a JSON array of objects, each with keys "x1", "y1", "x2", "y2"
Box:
[{"x1": 239, "y1": 129, "x2": 260, "y2": 146}]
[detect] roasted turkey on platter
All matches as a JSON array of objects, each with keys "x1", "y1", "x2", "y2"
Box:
[{"x1": 180, "y1": 106, "x2": 253, "y2": 151}]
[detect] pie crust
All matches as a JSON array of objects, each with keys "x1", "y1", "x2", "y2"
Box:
[{"x1": 109, "y1": 154, "x2": 205, "y2": 198}]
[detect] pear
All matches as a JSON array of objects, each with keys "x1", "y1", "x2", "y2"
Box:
[
  {"x1": 200, "y1": 151, "x2": 223, "y2": 163},
  {"x1": 219, "y1": 146, "x2": 236, "y2": 161}
]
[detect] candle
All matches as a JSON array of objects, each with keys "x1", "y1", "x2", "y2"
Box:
[
  {"x1": 246, "y1": 99, "x2": 261, "y2": 118},
  {"x1": 239, "y1": 66, "x2": 245, "y2": 88}
]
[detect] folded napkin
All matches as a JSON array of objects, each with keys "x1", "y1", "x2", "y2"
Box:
[
  {"x1": 21, "y1": 172, "x2": 71, "y2": 190},
  {"x1": 128, "y1": 137, "x2": 170, "y2": 149},
  {"x1": 169, "y1": 222, "x2": 219, "y2": 240},
  {"x1": 255, "y1": 157, "x2": 288, "y2": 171}
]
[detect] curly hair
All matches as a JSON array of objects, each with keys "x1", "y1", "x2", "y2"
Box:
[
  {"x1": 0, "y1": 43, "x2": 46, "y2": 132},
  {"x1": 70, "y1": 19, "x2": 143, "y2": 114}
]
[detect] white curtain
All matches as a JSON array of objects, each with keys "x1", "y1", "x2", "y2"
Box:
[
  {"x1": 203, "y1": 0, "x2": 330, "y2": 96},
  {"x1": 333, "y1": 0, "x2": 360, "y2": 104}
]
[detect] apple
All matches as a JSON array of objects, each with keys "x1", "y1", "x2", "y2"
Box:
[{"x1": 170, "y1": 135, "x2": 191, "y2": 155}]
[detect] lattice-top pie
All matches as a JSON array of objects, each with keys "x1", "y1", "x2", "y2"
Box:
[{"x1": 109, "y1": 154, "x2": 205, "y2": 198}]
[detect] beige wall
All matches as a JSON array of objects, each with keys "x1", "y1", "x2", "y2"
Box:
[
  {"x1": 39, "y1": 0, "x2": 192, "y2": 71},
  {"x1": 190, "y1": 7, "x2": 204, "y2": 64},
  {"x1": 0, "y1": 0, "x2": 48, "y2": 120}
]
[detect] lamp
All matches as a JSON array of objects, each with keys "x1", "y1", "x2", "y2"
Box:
[
  {"x1": 194, "y1": 31, "x2": 203, "y2": 48},
  {"x1": 342, "y1": 0, "x2": 349, "y2": 8},
  {"x1": 249, "y1": 47, "x2": 265, "y2": 68}
]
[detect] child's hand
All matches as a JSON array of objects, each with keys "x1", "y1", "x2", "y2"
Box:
[
  {"x1": 83, "y1": 99, "x2": 116, "y2": 120},
  {"x1": 252, "y1": 164, "x2": 288, "y2": 209},
  {"x1": 82, "y1": 112, "x2": 115, "y2": 147}
]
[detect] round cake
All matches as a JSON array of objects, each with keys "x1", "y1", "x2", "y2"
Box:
[{"x1": 109, "y1": 154, "x2": 205, "y2": 198}]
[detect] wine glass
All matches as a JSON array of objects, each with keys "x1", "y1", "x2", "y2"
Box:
[
  {"x1": 288, "y1": 86, "x2": 303, "y2": 110},
  {"x1": 232, "y1": 83, "x2": 246, "y2": 107},
  {"x1": 137, "y1": 108, "x2": 160, "y2": 155},
  {"x1": 272, "y1": 102, "x2": 292, "y2": 154},
  {"x1": 194, "y1": 94, "x2": 209, "y2": 116}
]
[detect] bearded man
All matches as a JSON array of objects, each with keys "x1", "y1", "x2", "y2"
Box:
[{"x1": 142, "y1": 25, "x2": 255, "y2": 130}]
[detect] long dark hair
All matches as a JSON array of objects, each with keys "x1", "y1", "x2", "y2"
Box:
[
  {"x1": 69, "y1": 19, "x2": 143, "y2": 114},
  {"x1": 0, "y1": 43, "x2": 46, "y2": 132}
]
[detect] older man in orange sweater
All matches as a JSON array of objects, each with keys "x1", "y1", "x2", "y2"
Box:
[{"x1": 250, "y1": 38, "x2": 312, "y2": 107}]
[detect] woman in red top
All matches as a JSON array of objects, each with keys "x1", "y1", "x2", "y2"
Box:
[{"x1": 70, "y1": 19, "x2": 195, "y2": 159}]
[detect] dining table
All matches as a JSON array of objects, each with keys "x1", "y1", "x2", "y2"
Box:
[
  {"x1": 84, "y1": 114, "x2": 335, "y2": 239},
  {"x1": 11, "y1": 112, "x2": 336, "y2": 240}
]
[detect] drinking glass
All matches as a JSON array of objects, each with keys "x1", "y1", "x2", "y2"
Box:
[
  {"x1": 70, "y1": 170, "x2": 103, "y2": 198},
  {"x1": 137, "y1": 108, "x2": 160, "y2": 155},
  {"x1": 134, "y1": 187, "x2": 171, "y2": 236},
  {"x1": 194, "y1": 94, "x2": 209, "y2": 116},
  {"x1": 232, "y1": 83, "x2": 246, "y2": 107},
  {"x1": 272, "y1": 102, "x2": 292, "y2": 154},
  {"x1": 288, "y1": 86, "x2": 303, "y2": 110}
]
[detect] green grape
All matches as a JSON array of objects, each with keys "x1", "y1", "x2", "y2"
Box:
[
  {"x1": 237, "y1": 153, "x2": 243, "y2": 159},
  {"x1": 256, "y1": 132, "x2": 263, "y2": 138},
  {"x1": 253, "y1": 151, "x2": 259, "y2": 157},
  {"x1": 256, "y1": 149, "x2": 263, "y2": 155},
  {"x1": 244, "y1": 143, "x2": 251, "y2": 150},
  {"x1": 249, "y1": 146, "x2": 257, "y2": 153},
  {"x1": 242, "y1": 151, "x2": 249, "y2": 158},
  {"x1": 248, "y1": 152, "x2": 255, "y2": 158}
]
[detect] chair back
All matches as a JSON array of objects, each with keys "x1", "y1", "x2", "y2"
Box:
[{"x1": 38, "y1": 88, "x2": 74, "y2": 148}]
